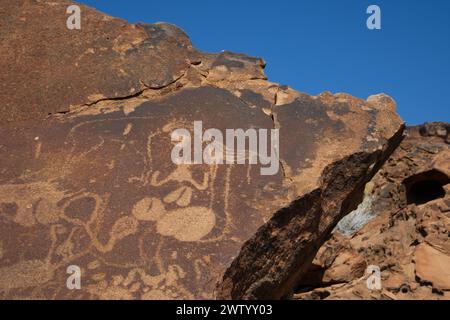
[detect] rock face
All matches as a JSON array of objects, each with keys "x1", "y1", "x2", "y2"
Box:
[
  {"x1": 0, "y1": 1, "x2": 404, "y2": 299},
  {"x1": 0, "y1": 0, "x2": 200, "y2": 123},
  {"x1": 295, "y1": 123, "x2": 450, "y2": 300}
]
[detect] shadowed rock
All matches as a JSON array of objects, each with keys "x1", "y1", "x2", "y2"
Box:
[
  {"x1": 0, "y1": 1, "x2": 404, "y2": 300},
  {"x1": 295, "y1": 123, "x2": 450, "y2": 300}
]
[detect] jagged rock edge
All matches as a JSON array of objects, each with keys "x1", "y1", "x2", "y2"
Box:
[{"x1": 215, "y1": 125, "x2": 405, "y2": 300}]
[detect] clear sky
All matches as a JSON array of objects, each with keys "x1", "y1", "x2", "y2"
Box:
[{"x1": 79, "y1": 0, "x2": 449, "y2": 125}]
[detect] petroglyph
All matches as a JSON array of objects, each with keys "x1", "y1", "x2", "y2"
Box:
[
  {"x1": 0, "y1": 260, "x2": 55, "y2": 291},
  {"x1": 0, "y1": 182, "x2": 66, "y2": 227},
  {"x1": 0, "y1": 86, "x2": 283, "y2": 298},
  {"x1": 132, "y1": 197, "x2": 166, "y2": 221},
  {"x1": 156, "y1": 207, "x2": 216, "y2": 242},
  {"x1": 0, "y1": 0, "x2": 404, "y2": 300}
]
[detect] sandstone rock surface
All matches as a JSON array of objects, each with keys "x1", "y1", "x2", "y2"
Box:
[
  {"x1": 295, "y1": 123, "x2": 450, "y2": 300},
  {"x1": 0, "y1": 1, "x2": 404, "y2": 299}
]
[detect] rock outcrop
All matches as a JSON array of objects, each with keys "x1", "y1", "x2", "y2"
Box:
[
  {"x1": 295, "y1": 123, "x2": 450, "y2": 300},
  {"x1": 0, "y1": 1, "x2": 404, "y2": 299}
]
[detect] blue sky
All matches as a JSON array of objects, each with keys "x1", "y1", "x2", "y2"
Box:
[{"x1": 79, "y1": 0, "x2": 450, "y2": 125}]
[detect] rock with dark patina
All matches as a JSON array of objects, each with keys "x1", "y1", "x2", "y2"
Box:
[{"x1": 0, "y1": 1, "x2": 404, "y2": 300}]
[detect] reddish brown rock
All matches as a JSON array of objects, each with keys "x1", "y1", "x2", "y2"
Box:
[
  {"x1": 0, "y1": 1, "x2": 404, "y2": 300},
  {"x1": 0, "y1": 0, "x2": 200, "y2": 123},
  {"x1": 415, "y1": 243, "x2": 450, "y2": 291},
  {"x1": 295, "y1": 123, "x2": 450, "y2": 300}
]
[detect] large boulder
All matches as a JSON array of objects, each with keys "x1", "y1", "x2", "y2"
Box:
[{"x1": 0, "y1": 1, "x2": 404, "y2": 299}]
